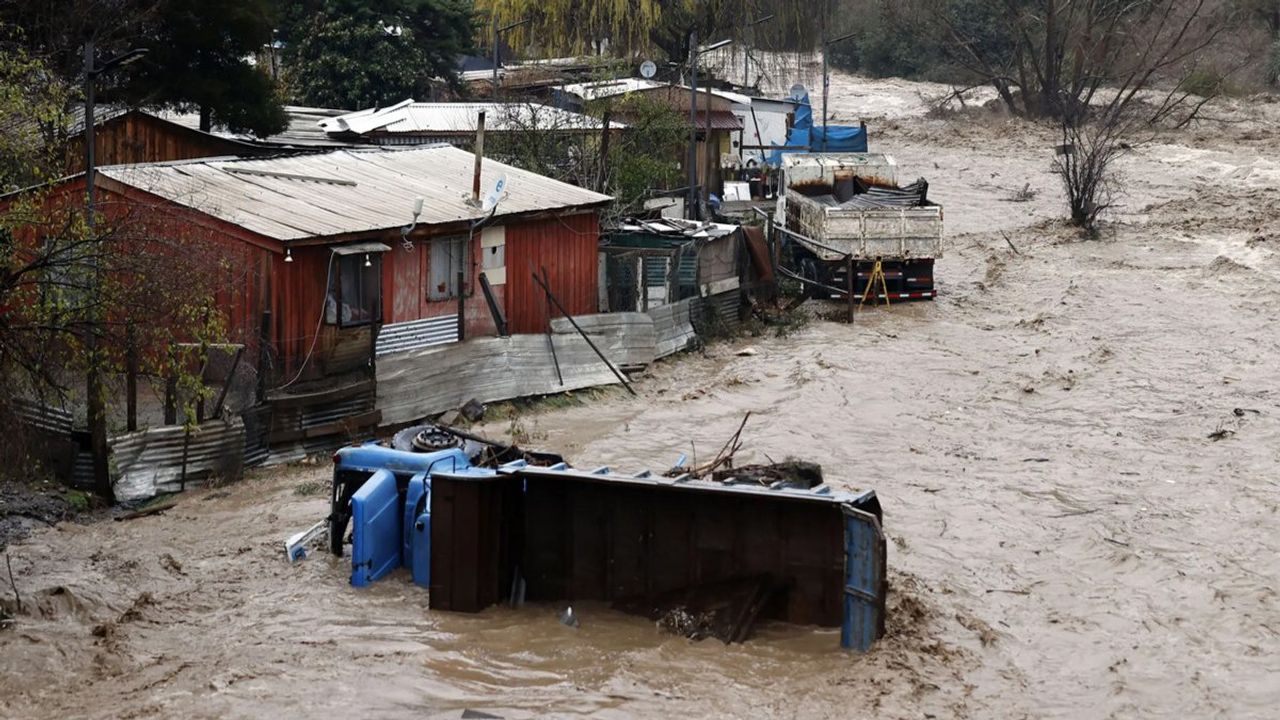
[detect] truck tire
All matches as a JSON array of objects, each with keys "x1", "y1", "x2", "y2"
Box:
[{"x1": 800, "y1": 257, "x2": 821, "y2": 299}]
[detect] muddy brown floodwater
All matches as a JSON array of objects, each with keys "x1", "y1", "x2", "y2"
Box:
[{"x1": 3, "y1": 74, "x2": 1280, "y2": 719}]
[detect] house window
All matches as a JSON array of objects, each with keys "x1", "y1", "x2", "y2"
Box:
[
  {"x1": 325, "y1": 253, "x2": 382, "y2": 327},
  {"x1": 429, "y1": 236, "x2": 466, "y2": 301}
]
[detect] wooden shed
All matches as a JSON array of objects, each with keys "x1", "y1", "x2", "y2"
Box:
[{"x1": 61, "y1": 106, "x2": 357, "y2": 174}]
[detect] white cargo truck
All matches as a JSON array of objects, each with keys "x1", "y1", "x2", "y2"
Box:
[{"x1": 775, "y1": 153, "x2": 943, "y2": 302}]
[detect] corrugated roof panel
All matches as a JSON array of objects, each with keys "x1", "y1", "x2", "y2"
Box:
[
  {"x1": 696, "y1": 111, "x2": 744, "y2": 131},
  {"x1": 99, "y1": 145, "x2": 613, "y2": 241},
  {"x1": 319, "y1": 102, "x2": 619, "y2": 136},
  {"x1": 560, "y1": 79, "x2": 754, "y2": 107}
]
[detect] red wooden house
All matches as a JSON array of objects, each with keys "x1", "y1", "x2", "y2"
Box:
[{"x1": 14, "y1": 145, "x2": 610, "y2": 444}]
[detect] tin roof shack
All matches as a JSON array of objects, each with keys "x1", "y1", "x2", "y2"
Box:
[
  {"x1": 52, "y1": 145, "x2": 608, "y2": 445},
  {"x1": 602, "y1": 218, "x2": 746, "y2": 332},
  {"x1": 61, "y1": 108, "x2": 268, "y2": 173},
  {"x1": 61, "y1": 106, "x2": 356, "y2": 173}
]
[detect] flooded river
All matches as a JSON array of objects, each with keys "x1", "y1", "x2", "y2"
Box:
[{"x1": 3, "y1": 75, "x2": 1279, "y2": 719}]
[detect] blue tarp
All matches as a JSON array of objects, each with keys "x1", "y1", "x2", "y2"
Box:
[{"x1": 767, "y1": 89, "x2": 868, "y2": 166}]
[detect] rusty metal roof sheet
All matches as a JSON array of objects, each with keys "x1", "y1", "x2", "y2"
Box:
[
  {"x1": 318, "y1": 101, "x2": 620, "y2": 136},
  {"x1": 695, "y1": 110, "x2": 744, "y2": 131},
  {"x1": 97, "y1": 145, "x2": 612, "y2": 242}
]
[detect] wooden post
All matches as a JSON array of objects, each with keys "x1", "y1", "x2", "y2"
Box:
[
  {"x1": 210, "y1": 347, "x2": 243, "y2": 420},
  {"x1": 457, "y1": 270, "x2": 466, "y2": 341},
  {"x1": 125, "y1": 326, "x2": 138, "y2": 432},
  {"x1": 597, "y1": 110, "x2": 613, "y2": 193},
  {"x1": 164, "y1": 368, "x2": 177, "y2": 426},
  {"x1": 256, "y1": 310, "x2": 271, "y2": 402},
  {"x1": 846, "y1": 255, "x2": 856, "y2": 323},
  {"x1": 532, "y1": 271, "x2": 636, "y2": 396},
  {"x1": 178, "y1": 424, "x2": 192, "y2": 492},
  {"x1": 541, "y1": 266, "x2": 563, "y2": 386},
  {"x1": 472, "y1": 111, "x2": 486, "y2": 204},
  {"x1": 478, "y1": 272, "x2": 508, "y2": 336},
  {"x1": 703, "y1": 103, "x2": 714, "y2": 210}
]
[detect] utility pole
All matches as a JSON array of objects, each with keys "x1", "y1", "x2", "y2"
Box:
[
  {"x1": 83, "y1": 39, "x2": 109, "y2": 503},
  {"x1": 491, "y1": 15, "x2": 499, "y2": 98},
  {"x1": 82, "y1": 40, "x2": 148, "y2": 503},
  {"x1": 687, "y1": 29, "x2": 698, "y2": 220},
  {"x1": 491, "y1": 16, "x2": 532, "y2": 100},
  {"x1": 687, "y1": 34, "x2": 736, "y2": 220},
  {"x1": 822, "y1": 30, "x2": 858, "y2": 152}
]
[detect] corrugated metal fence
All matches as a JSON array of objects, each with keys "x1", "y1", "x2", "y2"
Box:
[{"x1": 111, "y1": 420, "x2": 247, "y2": 502}]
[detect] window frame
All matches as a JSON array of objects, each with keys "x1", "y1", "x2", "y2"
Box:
[
  {"x1": 427, "y1": 235, "x2": 467, "y2": 302},
  {"x1": 325, "y1": 252, "x2": 383, "y2": 328}
]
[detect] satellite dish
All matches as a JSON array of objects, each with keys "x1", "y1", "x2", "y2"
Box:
[
  {"x1": 789, "y1": 83, "x2": 808, "y2": 100},
  {"x1": 640, "y1": 60, "x2": 657, "y2": 79},
  {"x1": 482, "y1": 174, "x2": 508, "y2": 213}
]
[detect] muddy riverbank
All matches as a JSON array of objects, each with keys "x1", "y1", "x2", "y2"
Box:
[{"x1": 2, "y1": 73, "x2": 1279, "y2": 719}]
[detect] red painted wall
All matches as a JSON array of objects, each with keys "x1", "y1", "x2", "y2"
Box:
[
  {"x1": 379, "y1": 212, "x2": 599, "y2": 338},
  {"x1": 504, "y1": 213, "x2": 600, "y2": 334},
  {"x1": 9, "y1": 177, "x2": 603, "y2": 387}
]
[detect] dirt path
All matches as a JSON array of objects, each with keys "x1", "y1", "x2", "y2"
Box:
[{"x1": 2, "y1": 74, "x2": 1278, "y2": 719}]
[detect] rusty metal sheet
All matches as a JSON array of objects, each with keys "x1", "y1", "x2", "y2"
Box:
[{"x1": 428, "y1": 463, "x2": 885, "y2": 644}]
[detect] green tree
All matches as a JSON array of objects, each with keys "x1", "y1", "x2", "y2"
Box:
[
  {"x1": 280, "y1": 0, "x2": 474, "y2": 109},
  {"x1": 0, "y1": 44, "x2": 236, "y2": 500},
  {"x1": 123, "y1": 0, "x2": 287, "y2": 135},
  {"x1": 477, "y1": 0, "x2": 825, "y2": 62},
  {"x1": 0, "y1": 35, "x2": 72, "y2": 190},
  {"x1": 1, "y1": 0, "x2": 287, "y2": 137},
  {"x1": 602, "y1": 95, "x2": 688, "y2": 212}
]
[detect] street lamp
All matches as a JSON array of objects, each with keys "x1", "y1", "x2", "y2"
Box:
[
  {"x1": 821, "y1": 31, "x2": 857, "y2": 151},
  {"x1": 491, "y1": 16, "x2": 531, "y2": 99},
  {"x1": 82, "y1": 40, "x2": 148, "y2": 501},
  {"x1": 687, "y1": 36, "x2": 734, "y2": 220}
]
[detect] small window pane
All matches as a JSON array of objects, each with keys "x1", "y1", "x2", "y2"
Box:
[
  {"x1": 325, "y1": 254, "x2": 382, "y2": 327},
  {"x1": 429, "y1": 236, "x2": 465, "y2": 301}
]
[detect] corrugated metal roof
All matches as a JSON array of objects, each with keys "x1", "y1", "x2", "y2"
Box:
[
  {"x1": 98, "y1": 145, "x2": 612, "y2": 242},
  {"x1": 63, "y1": 106, "x2": 132, "y2": 136},
  {"x1": 318, "y1": 101, "x2": 619, "y2": 136},
  {"x1": 560, "y1": 79, "x2": 753, "y2": 107},
  {"x1": 160, "y1": 106, "x2": 355, "y2": 148},
  {"x1": 560, "y1": 78, "x2": 667, "y2": 101},
  {"x1": 610, "y1": 217, "x2": 739, "y2": 240},
  {"x1": 695, "y1": 111, "x2": 743, "y2": 131}
]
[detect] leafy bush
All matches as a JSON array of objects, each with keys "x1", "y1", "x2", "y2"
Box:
[{"x1": 1181, "y1": 67, "x2": 1227, "y2": 97}]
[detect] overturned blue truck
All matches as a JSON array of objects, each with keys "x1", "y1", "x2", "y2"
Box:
[{"x1": 325, "y1": 426, "x2": 887, "y2": 651}]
